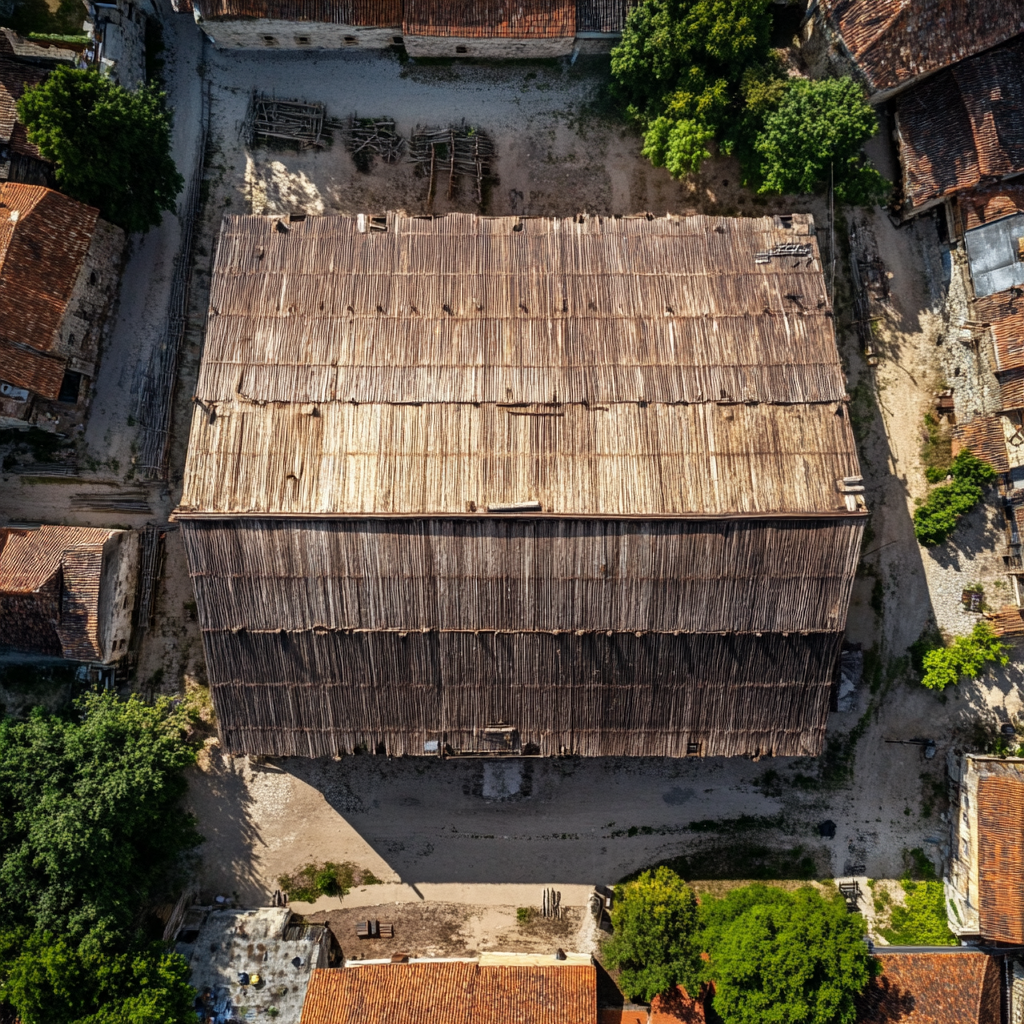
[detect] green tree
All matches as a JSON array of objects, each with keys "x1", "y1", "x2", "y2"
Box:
[
  {"x1": 0, "y1": 928, "x2": 196, "y2": 1024},
  {"x1": 753, "y1": 77, "x2": 889, "y2": 204},
  {"x1": 17, "y1": 66, "x2": 183, "y2": 233},
  {"x1": 913, "y1": 449, "x2": 996, "y2": 545},
  {"x1": 919, "y1": 622, "x2": 1009, "y2": 691},
  {"x1": 0, "y1": 692, "x2": 200, "y2": 945},
  {"x1": 610, "y1": 0, "x2": 773, "y2": 174},
  {"x1": 701, "y1": 885, "x2": 873, "y2": 1024},
  {"x1": 603, "y1": 867, "x2": 702, "y2": 1003}
]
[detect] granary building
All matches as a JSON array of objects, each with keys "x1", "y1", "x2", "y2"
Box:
[
  {"x1": 177, "y1": 211, "x2": 865, "y2": 760},
  {"x1": 0, "y1": 524, "x2": 139, "y2": 663},
  {"x1": 188, "y1": 0, "x2": 630, "y2": 55},
  {"x1": 0, "y1": 183, "x2": 124, "y2": 427}
]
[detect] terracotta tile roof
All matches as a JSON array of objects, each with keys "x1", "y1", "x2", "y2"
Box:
[
  {"x1": 818, "y1": 0, "x2": 1024, "y2": 97},
  {"x1": 1000, "y1": 367, "x2": 1024, "y2": 411},
  {"x1": 0, "y1": 54, "x2": 47, "y2": 158},
  {"x1": 0, "y1": 337, "x2": 67, "y2": 396},
  {"x1": 952, "y1": 415, "x2": 1009, "y2": 473},
  {"x1": 0, "y1": 525, "x2": 119, "y2": 660},
  {"x1": 976, "y1": 292, "x2": 1024, "y2": 374},
  {"x1": 977, "y1": 773, "x2": 1024, "y2": 943},
  {"x1": 896, "y1": 37, "x2": 1024, "y2": 210},
  {"x1": 300, "y1": 963, "x2": 597, "y2": 1024},
  {"x1": 403, "y1": 0, "x2": 574, "y2": 38},
  {"x1": 856, "y1": 951, "x2": 1000, "y2": 1024},
  {"x1": 0, "y1": 183, "x2": 97, "y2": 397},
  {"x1": 598, "y1": 1012, "x2": 645, "y2": 1024},
  {"x1": 196, "y1": 0, "x2": 401, "y2": 26},
  {"x1": 650, "y1": 986, "x2": 708, "y2": 1024},
  {"x1": 961, "y1": 183, "x2": 1024, "y2": 232}
]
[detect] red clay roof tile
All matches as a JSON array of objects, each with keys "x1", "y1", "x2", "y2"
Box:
[
  {"x1": 403, "y1": 0, "x2": 574, "y2": 38},
  {"x1": 977, "y1": 773, "x2": 1024, "y2": 943}
]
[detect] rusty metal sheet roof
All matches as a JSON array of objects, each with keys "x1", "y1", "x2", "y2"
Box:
[
  {"x1": 300, "y1": 963, "x2": 596, "y2": 1024},
  {"x1": 196, "y1": 0, "x2": 401, "y2": 25},
  {"x1": 180, "y1": 212, "x2": 858, "y2": 518},
  {"x1": 978, "y1": 773, "x2": 1024, "y2": 943},
  {"x1": 818, "y1": 0, "x2": 1024, "y2": 96},
  {"x1": 975, "y1": 292, "x2": 1024, "y2": 372},
  {"x1": 0, "y1": 55, "x2": 47, "y2": 156},
  {"x1": 856, "y1": 951, "x2": 1001, "y2": 1024},
  {"x1": 896, "y1": 37, "x2": 1024, "y2": 211},
  {"x1": 0, "y1": 184, "x2": 97, "y2": 394},
  {"x1": 403, "y1": 0, "x2": 573, "y2": 37}
]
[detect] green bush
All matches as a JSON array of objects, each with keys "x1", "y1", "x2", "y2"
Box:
[
  {"x1": 879, "y1": 881, "x2": 956, "y2": 946},
  {"x1": 919, "y1": 622, "x2": 1008, "y2": 691},
  {"x1": 278, "y1": 861, "x2": 355, "y2": 903},
  {"x1": 603, "y1": 866, "x2": 702, "y2": 1003},
  {"x1": 913, "y1": 450, "x2": 996, "y2": 545}
]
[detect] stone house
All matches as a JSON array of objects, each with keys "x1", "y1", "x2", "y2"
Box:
[
  {"x1": 0, "y1": 525, "x2": 139, "y2": 663},
  {"x1": 0, "y1": 183, "x2": 124, "y2": 429}
]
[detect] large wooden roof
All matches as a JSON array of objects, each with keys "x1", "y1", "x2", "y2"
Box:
[{"x1": 179, "y1": 212, "x2": 859, "y2": 519}]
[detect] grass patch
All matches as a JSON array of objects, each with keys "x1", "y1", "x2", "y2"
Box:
[
  {"x1": 921, "y1": 412, "x2": 952, "y2": 481},
  {"x1": 517, "y1": 906, "x2": 537, "y2": 924},
  {"x1": 878, "y1": 880, "x2": 956, "y2": 945},
  {"x1": 621, "y1": 842, "x2": 822, "y2": 883},
  {"x1": 277, "y1": 861, "x2": 380, "y2": 902}
]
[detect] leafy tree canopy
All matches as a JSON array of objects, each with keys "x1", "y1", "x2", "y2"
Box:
[
  {"x1": 17, "y1": 66, "x2": 183, "y2": 234},
  {"x1": 701, "y1": 885, "x2": 873, "y2": 1024},
  {"x1": 0, "y1": 928, "x2": 196, "y2": 1024},
  {"x1": 0, "y1": 692, "x2": 200, "y2": 946},
  {"x1": 919, "y1": 621, "x2": 1009, "y2": 691},
  {"x1": 752, "y1": 77, "x2": 889, "y2": 204},
  {"x1": 913, "y1": 449, "x2": 996, "y2": 546},
  {"x1": 603, "y1": 866, "x2": 703, "y2": 1003},
  {"x1": 609, "y1": 0, "x2": 887, "y2": 201}
]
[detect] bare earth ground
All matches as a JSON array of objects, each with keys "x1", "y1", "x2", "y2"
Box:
[{"x1": 1, "y1": 18, "x2": 1021, "y2": 948}]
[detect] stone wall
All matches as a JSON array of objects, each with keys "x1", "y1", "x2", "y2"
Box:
[
  {"x1": 403, "y1": 33, "x2": 573, "y2": 58},
  {"x1": 98, "y1": 530, "x2": 140, "y2": 662},
  {"x1": 198, "y1": 17, "x2": 400, "y2": 49}
]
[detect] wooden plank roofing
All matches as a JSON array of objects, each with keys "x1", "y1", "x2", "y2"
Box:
[
  {"x1": 195, "y1": 0, "x2": 401, "y2": 24},
  {"x1": 977, "y1": 773, "x2": 1024, "y2": 944},
  {"x1": 179, "y1": 212, "x2": 858, "y2": 519},
  {"x1": 896, "y1": 37, "x2": 1024, "y2": 211},
  {"x1": 818, "y1": 0, "x2": 1024, "y2": 97},
  {"x1": 300, "y1": 963, "x2": 597, "y2": 1024},
  {"x1": 402, "y1": 0, "x2": 574, "y2": 38},
  {"x1": 0, "y1": 183, "x2": 97, "y2": 398},
  {"x1": 856, "y1": 952, "x2": 1000, "y2": 1024}
]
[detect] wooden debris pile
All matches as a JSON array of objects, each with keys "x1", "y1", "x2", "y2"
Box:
[
  {"x1": 409, "y1": 123, "x2": 496, "y2": 206},
  {"x1": 244, "y1": 92, "x2": 326, "y2": 149},
  {"x1": 339, "y1": 116, "x2": 405, "y2": 170}
]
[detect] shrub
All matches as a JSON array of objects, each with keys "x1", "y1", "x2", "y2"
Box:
[
  {"x1": 278, "y1": 862, "x2": 355, "y2": 903},
  {"x1": 603, "y1": 866, "x2": 702, "y2": 1003},
  {"x1": 879, "y1": 880, "x2": 956, "y2": 946},
  {"x1": 913, "y1": 450, "x2": 995, "y2": 546},
  {"x1": 919, "y1": 622, "x2": 1008, "y2": 691}
]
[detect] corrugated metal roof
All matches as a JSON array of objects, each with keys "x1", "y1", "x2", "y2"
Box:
[
  {"x1": 896, "y1": 38, "x2": 1024, "y2": 212},
  {"x1": 0, "y1": 183, "x2": 97, "y2": 397},
  {"x1": 196, "y1": 0, "x2": 401, "y2": 25},
  {"x1": 856, "y1": 951, "x2": 1001, "y2": 1024},
  {"x1": 978, "y1": 773, "x2": 1024, "y2": 943},
  {"x1": 179, "y1": 212, "x2": 857, "y2": 518},
  {"x1": 818, "y1": 0, "x2": 1024, "y2": 96},
  {"x1": 403, "y1": 0, "x2": 574, "y2": 38},
  {"x1": 300, "y1": 962, "x2": 596, "y2": 1024},
  {"x1": 964, "y1": 212, "x2": 1024, "y2": 300}
]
